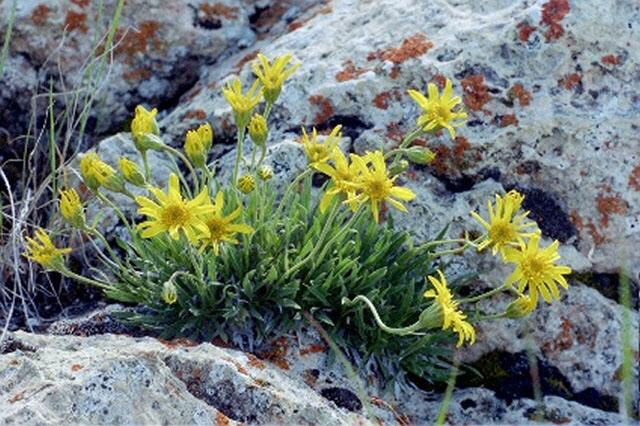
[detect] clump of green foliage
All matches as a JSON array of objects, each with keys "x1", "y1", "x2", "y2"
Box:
[{"x1": 23, "y1": 53, "x2": 572, "y2": 387}]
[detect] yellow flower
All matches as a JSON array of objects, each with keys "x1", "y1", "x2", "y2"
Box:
[
  {"x1": 185, "y1": 129, "x2": 207, "y2": 169},
  {"x1": 470, "y1": 190, "x2": 538, "y2": 260},
  {"x1": 424, "y1": 270, "x2": 476, "y2": 347},
  {"x1": 253, "y1": 53, "x2": 300, "y2": 103},
  {"x1": 301, "y1": 125, "x2": 342, "y2": 176},
  {"x1": 349, "y1": 151, "x2": 416, "y2": 223},
  {"x1": 319, "y1": 150, "x2": 362, "y2": 213},
  {"x1": 197, "y1": 122, "x2": 214, "y2": 152},
  {"x1": 238, "y1": 174, "x2": 256, "y2": 194},
  {"x1": 59, "y1": 188, "x2": 85, "y2": 228},
  {"x1": 408, "y1": 78, "x2": 467, "y2": 139},
  {"x1": 24, "y1": 228, "x2": 72, "y2": 269},
  {"x1": 504, "y1": 233, "x2": 572, "y2": 309},
  {"x1": 162, "y1": 280, "x2": 178, "y2": 305},
  {"x1": 135, "y1": 174, "x2": 214, "y2": 244},
  {"x1": 222, "y1": 78, "x2": 262, "y2": 129},
  {"x1": 506, "y1": 295, "x2": 536, "y2": 319},
  {"x1": 131, "y1": 105, "x2": 163, "y2": 151},
  {"x1": 248, "y1": 114, "x2": 268, "y2": 146},
  {"x1": 199, "y1": 191, "x2": 254, "y2": 255},
  {"x1": 80, "y1": 153, "x2": 124, "y2": 193},
  {"x1": 119, "y1": 157, "x2": 146, "y2": 187}
]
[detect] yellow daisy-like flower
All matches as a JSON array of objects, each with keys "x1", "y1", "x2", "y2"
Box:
[
  {"x1": 199, "y1": 191, "x2": 254, "y2": 255},
  {"x1": 24, "y1": 228, "x2": 72, "y2": 269},
  {"x1": 253, "y1": 53, "x2": 300, "y2": 104},
  {"x1": 59, "y1": 188, "x2": 84, "y2": 228},
  {"x1": 135, "y1": 174, "x2": 214, "y2": 244},
  {"x1": 222, "y1": 78, "x2": 263, "y2": 129},
  {"x1": 319, "y1": 150, "x2": 362, "y2": 213},
  {"x1": 408, "y1": 78, "x2": 467, "y2": 139},
  {"x1": 470, "y1": 190, "x2": 538, "y2": 260},
  {"x1": 301, "y1": 125, "x2": 343, "y2": 176},
  {"x1": 424, "y1": 270, "x2": 476, "y2": 347},
  {"x1": 504, "y1": 233, "x2": 572, "y2": 309},
  {"x1": 349, "y1": 150, "x2": 416, "y2": 223}
]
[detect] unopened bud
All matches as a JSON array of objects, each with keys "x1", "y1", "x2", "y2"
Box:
[
  {"x1": 59, "y1": 188, "x2": 85, "y2": 228},
  {"x1": 406, "y1": 146, "x2": 436, "y2": 165},
  {"x1": 162, "y1": 280, "x2": 178, "y2": 305},
  {"x1": 388, "y1": 160, "x2": 410, "y2": 176},
  {"x1": 238, "y1": 174, "x2": 256, "y2": 194},
  {"x1": 185, "y1": 130, "x2": 206, "y2": 169},
  {"x1": 257, "y1": 165, "x2": 274, "y2": 181},
  {"x1": 197, "y1": 122, "x2": 214, "y2": 153},
  {"x1": 119, "y1": 157, "x2": 146, "y2": 187},
  {"x1": 248, "y1": 114, "x2": 268, "y2": 147},
  {"x1": 506, "y1": 296, "x2": 536, "y2": 319}
]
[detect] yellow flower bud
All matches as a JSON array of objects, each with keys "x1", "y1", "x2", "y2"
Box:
[
  {"x1": 222, "y1": 78, "x2": 262, "y2": 129},
  {"x1": 59, "y1": 188, "x2": 85, "y2": 228},
  {"x1": 248, "y1": 114, "x2": 268, "y2": 147},
  {"x1": 197, "y1": 122, "x2": 214, "y2": 152},
  {"x1": 23, "y1": 228, "x2": 72, "y2": 270},
  {"x1": 131, "y1": 105, "x2": 160, "y2": 152},
  {"x1": 406, "y1": 146, "x2": 436, "y2": 165},
  {"x1": 119, "y1": 157, "x2": 146, "y2": 187},
  {"x1": 162, "y1": 280, "x2": 178, "y2": 305},
  {"x1": 80, "y1": 153, "x2": 121, "y2": 192},
  {"x1": 185, "y1": 130, "x2": 206, "y2": 169},
  {"x1": 238, "y1": 174, "x2": 256, "y2": 194},
  {"x1": 388, "y1": 159, "x2": 410, "y2": 176},
  {"x1": 506, "y1": 295, "x2": 536, "y2": 319},
  {"x1": 257, "y1": 165, "x2": 274, "y2": 181},
  {"x1": 253, "y1": 53, "x2": 300, "y2": 104}
]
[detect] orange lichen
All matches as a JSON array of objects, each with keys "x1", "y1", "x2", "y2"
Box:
[
  {"x1": 246, "y1": 353, "x2": 266, "y2": 369},
  {"x1": 184, "y1": 86, "x2": 203, "y2": 101},
  {"x1": 122, "y1": 68, "x2": 152, "y2": 83},
  {"x1": 113, "y1": 21, "x2": 162, "y2": 58},
  {"x1": 384, "y1": 121, "x2": 405, "y2": 144},
  {"x1": 158, "y1": 337, "x2": 199, "y2": 349},
  {"x1": 368, "y1": 34, "x2": 433, "y2": 64},
  {"x1": 216, "y1": 411, "x2": 231, "y2": 426},
  {"x1": 9, "y1": 359, "x2": 20, "y2": 366},
  {"x1": 540, "y1": 0, "x2": 570, "y2": 42},
  {"x1": 586, "y1": 221, "x2": 607, "y2": 245},
  {"x1": 287, "y1": 7, "x2": 332, "y2": 33},
  {"x1": 494, "y1": 114, "x2": 519, "y2": 128},
  {"x1": 185, "y1": 109, "x2": 207, "y2": 120},
  {"x1": 389, "y1": 65, "x2": 401, "y2": 79},
  {"x1": 509, "y1": 83, "x2": 532, "y2": 106},
  {"x1": 71, "y1": 0, "x2": 90, "y2": 7},
  {"x1": 309, "y1": 94, "x2": 334, "y2": 124},
  {"x1": 9, "y1": 391, "x2": 26, "y2": 404},
  {"x1": 31, "y1": 4, "x2": 50, "y2": 25},
  {"x1": 335, "y1": 60, "x2": 369, "y2": 82},
  {"x1": 71, "y1": 364, "x2": 83, "y2": 371},
  {"x1": 601, "y1": 55, "x2": 622, "y2": 66},
  {"x1": 288, "y1": 21, "x2": 306, "y2": 32},
  {"x1": 629, "y1": 165, "x2": 640, "y2": 191},
  {"x1": 201, "y1": 2, "x2": 239, "y2": 19},
  {"x1": 596, "y1": 186, "x2": 628, "y2": 227},
  {"x1": 559, "y1": 73, "x2": 581, "y2": 90},
  {"x1": 373, "y1": 91, "x2": 392, "y2": 110},
  {"x1": 543, "y1": 316, "x2": 576, "y2": 352},
  {"x1": 299, "y1": 344, "x2": 327, "y2": 356},
  {"x1": 432, "y1": 74, "x2": 447, "y2": 89},
  {"x1": 517, "y1": 22, "x2": 536, "y2": 42},
  {"x1": 258, "y1": 336, "x2": 290, "y2": 370},
  {"x1": 64, "y1": 11, "x2": 88, "y2": 33},
  {"x1": 569, "y1": 211, "x2": 584, "y2": 231},
  {"x1": 302, "y1": 369, "x2": 319, "y2": 385},
  {"x1": 461, "y1": 75, "x2": 491, "y2": 111},
  {"x1": 222, "y1": 356, "x2": 249, "y2": 376}
]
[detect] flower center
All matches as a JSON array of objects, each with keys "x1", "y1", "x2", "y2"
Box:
[
  {"x1": 489, "y1": 221, "x2": 516, "y2": 245},
  {"x1": 520, "y1": 255, "x2": 546, "y2": 283},
  {"x1": 309, "y1": 145, "x2": 329, "y2": 162},
  {"x1": 366, "y1": 177, "x2": 391, "y2": 200},
  {"x1": 161, "y1": 204, "x2": 188, "y2": 227},
  {"x1": 206, "y1": 218, "x2": 226, "y2": 240}
]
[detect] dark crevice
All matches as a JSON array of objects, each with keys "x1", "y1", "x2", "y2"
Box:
[
  {"x1": 410, "y1": 351, "x2": 621, "y2": 414},
  {"x1": 570, "y1": 272, "x2": 639, "y2": 310},
  {"x1": 0, "y1": 337, "x2": 37, "y2": 355}
]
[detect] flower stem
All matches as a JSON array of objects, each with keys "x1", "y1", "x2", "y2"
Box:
[
  {"x1": 61, "y1": 267, "x2": 114, "y2": 291},
  {"x1": 142, "y1": 150, "x2": 151, "y2": 182},
  {"x1": 95, "y1": 191, "x2": 132, "y2": 232},
  {"x1": 162, "y1": 145, "x2": 199, "y2": 189},
  {"x1": 391, "y1": 127, "x2": 425, "y2": 167},
  {"x1": 342, "y1": 295, "x2": 424, "y2": 336},
  {"x1": 274, "y1": 168, "x2": 313, "y2": 219},
  {"x1": 232, "y1": 126, "x2": 246, "y2": 186}
]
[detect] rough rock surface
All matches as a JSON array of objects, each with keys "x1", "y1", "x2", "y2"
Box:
[
  {"x1": 0, "y1": 0, "x2": 320, "y2": 137},
  {"x1": 0, "y1": 328, "x2": 630, "y2": 425}
]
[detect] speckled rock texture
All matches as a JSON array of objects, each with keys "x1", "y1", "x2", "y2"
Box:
[
  {"x1": 2, "y1": 0, "x2": 639, "y2": 423},
  {"x1": 0, "y1": 0, "x2": 320, "y2": 137},
  {"x1": 0, "y1": 327, "x2": 630, "y2": 425}
]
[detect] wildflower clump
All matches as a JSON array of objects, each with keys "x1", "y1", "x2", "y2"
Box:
[{"x1": 24, "y1": 54, "x2": 573, "y2": 391}]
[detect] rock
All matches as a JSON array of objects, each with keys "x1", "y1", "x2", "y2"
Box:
[
  {"x1": 1, "y1": 328, "x2": 631, "y2": 425},
  {"x1": 163, "y1": 0, "x2": 640, "y2": 282},
  {"x1": 0, "y1": 0, "x2": 260, "y2": 137}
]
